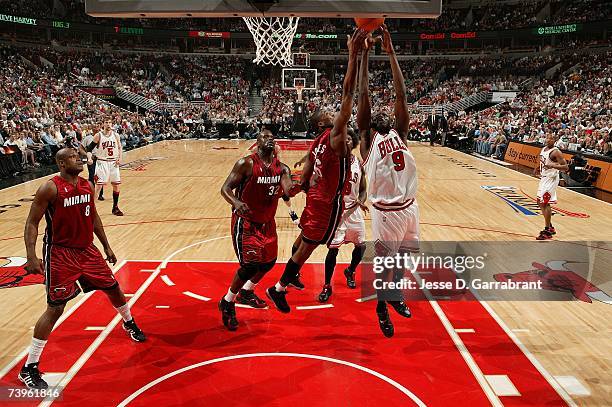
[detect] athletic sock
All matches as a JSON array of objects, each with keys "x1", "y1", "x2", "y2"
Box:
[
  {"x1": 324, "y1": 249, "x2": 339, "y2": 285},
  {"x1": 279, "y1": 258, "x2": 301, "y2": 288},
  {"x1": 224, "y1": 288, "x2": 237, "y2": 302},
  {"x1": 25, "y1": 338, "x2": 47, "y2": 367},
  {"x1": 348, "y1": 245, "x2": 365, "y2": 272},
  {"x1": 112, "y1": 191, "x2": 120, "y2": 208},
  {"x1": 243, "y1": 280, "x2": 256, "y2": 291},
  {"x1": 115, "y1": 303, "x2": 133, "y2": 322},
  {"x1": 274, "y1": 282, "x2": 286, "y2": 292}
]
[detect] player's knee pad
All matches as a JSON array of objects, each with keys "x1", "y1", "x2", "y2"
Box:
[
  {"x1": 259, "y1": 260, "x2": 276, "y2": 274},
  {"x1": 238, "y1": 264, "x2": 259, "y2": 281}
]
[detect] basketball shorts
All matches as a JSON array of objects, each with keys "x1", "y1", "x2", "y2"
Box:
[
  {"x1": 231, "y1": 214, "x2": 278, "y2": 266},
  {"x1": 537, "y1": 175, "x2": 558, "y2": 205},
  {"x1": 44, "y1": 243, "x2": 117, "y2": 306},
  {"x1": 328, "y1": 206, "x2": 366, "y2": 249},
  {"x1": 95, "y1": 159, "x2": 121, "y2": 185},
  {"x1": 371, "y1": 200, "x2": 420, "y2": 256},
  {"x1": 299, "y1": 194, "x2": 344, "y2": 246}
]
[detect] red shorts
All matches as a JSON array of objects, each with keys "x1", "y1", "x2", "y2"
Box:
[
  {"x1": 299, "y1": 195, "x2": 344, "y2": 245},
  {"x1": 231, "y1": 214, "x2": 278, "y2": 266},
  {"x1": 44, "y1": 243, "x2": 117, "y2": 306}
]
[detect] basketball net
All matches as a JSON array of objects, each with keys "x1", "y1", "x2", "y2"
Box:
[{"x1": 243, "y1": 17, "x2": 300, "y2": 66}]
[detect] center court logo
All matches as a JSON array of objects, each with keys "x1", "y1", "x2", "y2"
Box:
[
  {"x1": 481, "y1": 186, "x2": 589, "y2": 217},
  {"x1": 120, "y1": 156, "x2": 166, "y2": 172},
  {"x1": 494, "y1": 260, "x2": 611, "y2": 305}
]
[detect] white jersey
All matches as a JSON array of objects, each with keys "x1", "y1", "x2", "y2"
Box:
[
  {"x1": 539, "y1": 147, "x2": 560, "y2": 180},
  {"x1": 364, "y1": 129, "x2": 418, "y2": 210},
  {"x1": 344, "y1": 154, "x2": 362, "y2": 209},
  {"x1": 96, "y1": 130, "x2": 119, "y2": 161}
]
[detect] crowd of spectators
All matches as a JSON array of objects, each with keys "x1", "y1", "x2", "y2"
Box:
[{"x1": 1, "y1": 0, "x2": 609, "y2": 34}]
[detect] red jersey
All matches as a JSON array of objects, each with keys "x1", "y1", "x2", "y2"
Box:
[
  {"x1": 44, "y1": 176, "x2": 94, "y2": 249},
  {"x1": 235, "y1": 152, "x2": 284, "y2": 224},
  {"x1": 308, "y1": 128, "x2": 350, "y2": 205}
]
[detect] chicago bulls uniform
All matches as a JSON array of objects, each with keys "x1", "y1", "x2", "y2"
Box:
[
  {"x1": 232, "y1": 153, "x2": 283, "y2": 265},
  {"x1": 537, "y1": 147, "x2": 560, "y2": 205},
  {"x1": 364, "y1": 129, "x2": 419, "y2": 254},
  {"x1": 44, "y1": 176, "x2": 116, "y2": 305},
  {"x1": 95, "y1": 131, "x2": 121, "y2": 185},
  {"x1": 328, "y1": 154, "x2": 365, "y2": 249},
  {"x1": 300, "y1": 128, "x2": 350, "y2": 245}
]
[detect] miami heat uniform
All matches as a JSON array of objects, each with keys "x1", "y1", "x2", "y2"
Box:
[
  {"x1": 232, "y1": 153, "x2": 283, "y2": 265},
  {"x1": 94, "y1": 131, "x2": 121, "y2": 186},
  {"x1": 364, "y1": 129, "x2": 419, "y2": 255},
  {"x1": 300, "y1": 128, "x2": 350, "y2": 245},
  {"x1": 328, "y1": 154, "x2": 365, "y2": 249},
  {"x1": 537, "y1": 147, "x2": 560, "y2": 205},
  {"x1": 44, "y1": 176, "x2": 117, "y2": 305}
]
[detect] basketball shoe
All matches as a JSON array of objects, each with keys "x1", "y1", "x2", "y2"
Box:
[
  {"x1": 236, "y1": 289, "x2": 267, "y2": 308},
  {"x1": 123, "y1": 319, "x2": 146, "y2": 342},
  {"x1": 18, "y1": 363, "x2": 48, "y2": 389},
  {"x1": 318, "y1": 284, "x2": 332, "y2": 303},
  {"x1": 218, "y1": 299, "x2": 239, "y2": 331}
]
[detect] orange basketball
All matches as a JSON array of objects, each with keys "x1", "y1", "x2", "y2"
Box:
[{"x1": 354, "y1": 18, "x2": 385, "y2": 33}]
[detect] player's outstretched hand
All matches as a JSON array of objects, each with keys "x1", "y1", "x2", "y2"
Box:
[
  {"x1": 104, "y1": 247, "x2": 117, "y2": 265},
  {"x1": 288, "y1": 182, "x2": 302, "y2": 198},
  {"x1": 347, "y1": 29, "x2": 368, "y2": 55},
  {"x1": 25, "y1": 257, "x2": 43, "y2": 275},
  {"x1": 235, "y1": 201, "x2": 250, "y2": 215},
  {"x1": 380, "y1": 24, "x2": 394, "y2": 54}
]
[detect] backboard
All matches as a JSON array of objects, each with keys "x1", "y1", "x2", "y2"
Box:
[
  {"x1": 282, "y1": 68, "x2": 317, "y2": 90},
  {"x1": 86, "y1": 0, "x2": 442, "y2": 18}
]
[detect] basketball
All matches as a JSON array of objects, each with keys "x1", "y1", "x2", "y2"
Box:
[{"x1": 354, "y1": 18, "x2": 385, "y2": 33}]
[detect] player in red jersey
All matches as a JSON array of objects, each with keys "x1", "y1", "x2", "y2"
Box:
[
  {"x1": 265, "y1": 29, "x2": 368, "y2": 313},
  {"x1": 219, "y1": 128, "x2": 299, "y2": 331},
  {"x1": 19, "y1": 148, "x2": 145, "y2": 389}
]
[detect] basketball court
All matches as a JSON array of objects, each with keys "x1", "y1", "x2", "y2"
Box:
[{"x1": 1, "y1": 140, "x2": 611, "y2": 405}]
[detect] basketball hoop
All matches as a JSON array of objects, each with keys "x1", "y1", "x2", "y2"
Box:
[{"x1": 243, "y1": 16, "x2": 300, "y2": 66}]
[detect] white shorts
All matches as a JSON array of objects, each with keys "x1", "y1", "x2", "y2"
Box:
[
  {"x1": 537, "y1": 176, "x2": 558, "y2": 205},
  {"x1": 328, "y1": 208, "x2": 365, "y2": 249},
  {"x1": 95, "y1": 160, "x2": 121, "y2": 185},
  {"x1": 371, "y1": 201, "x2": 419, "y2": 255}
]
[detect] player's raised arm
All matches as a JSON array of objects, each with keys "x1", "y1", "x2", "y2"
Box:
[
  {"x1": 220, "y1": 158, "x2": 252, "y2": 215},
  {"x1": 330, "y1": 29, "x2": 367, "y2": 155},
  {"x1": 280, "y1": 164, "x2": 301, "y2": 198},
  {"x1": 381, "y1": 25, "x2": 409, "y2": 140},
  {"x1": 24, "y1": 181, "x2": 57, "y2": 275},
  {"x1": 357, "y1": 36, "x2": 373, "y2": 160}
]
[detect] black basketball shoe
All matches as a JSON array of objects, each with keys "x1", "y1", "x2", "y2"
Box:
[
  {"x1": 318, "y1": 284, "x2": 332, "y2": 303},
  {"x1": 18, "y1": 363, "x2": 48, "y2": 389},
  {"x1": 218, "y1": 299, "x2": 239, "y2": 331},
  {"x1": 266, "y1": 287, "x2": 291, "y2": 313},
  {"x1": 377, "y1": 306, "x2": 394, "y2": 338},
  {"x1": 289, "y1": 210, "x2": 299, "y2": 225},
  {"x1": 344, "y1": 268, "x2": 356, "y2": 289},
  {"x1": 236, "y1": 289, "x2": 267, "y2": 308},
  {"x1": 123, "y1": 318, "x2": 146, "y2": 342},
  {"x1": 388, "y1": 301, "x2": 412, "y2": 318},
  {"x1": 288, "y1": 273, "x2": 305, "y2": 290}
]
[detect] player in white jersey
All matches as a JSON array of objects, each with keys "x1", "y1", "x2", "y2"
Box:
[
  {"x1": 86, "y1": 119, "x2": 124, "y2": 216},
  {"x1": 534, "y1": 133, "x2": 568, "y2": 240},
  {"x1": 318, "y1": 130, "x2": 368, "y2": 303},
  {"x1": 358, "y1": 26, "x2": 414, "y2": 338}
]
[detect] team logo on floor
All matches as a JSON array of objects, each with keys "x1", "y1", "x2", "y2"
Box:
[
  {"x1": 120, "y1": 157, "x2": 166, "y2": 171},
  {"x1": 432, "y1": 152, "x2": 497, "y2": 178},
  {"x1": 0, "y1": 257, "x2": 44, "y2": 289},
  {"x1": 481, "y1": 186, "x2": 589, "y2": 217},
  {"x1": 494, "y1": 261, "x2": 611, "y2": 305}
]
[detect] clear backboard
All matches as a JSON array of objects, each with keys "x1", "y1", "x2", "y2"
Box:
[{"x1": 86, "y1": 0, "x2": 442, "y2": 18}]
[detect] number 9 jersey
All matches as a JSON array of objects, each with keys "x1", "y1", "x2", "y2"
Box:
[{"x1": 363, "y1": 129, "x2": 420, "y2": 254}]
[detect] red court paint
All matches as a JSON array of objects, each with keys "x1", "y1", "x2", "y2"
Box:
[{"x1": 0, "y1": 261, "x2": 569, "y2": 406}]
